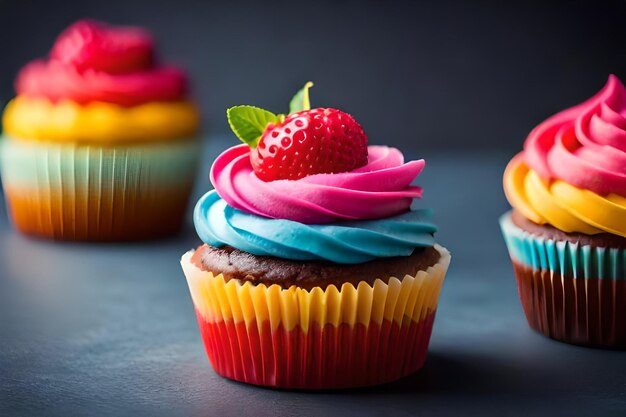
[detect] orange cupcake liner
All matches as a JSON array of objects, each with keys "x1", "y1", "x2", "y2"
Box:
[{"x1": 4, "y1": 186, "x2": 192, "y2": 241}]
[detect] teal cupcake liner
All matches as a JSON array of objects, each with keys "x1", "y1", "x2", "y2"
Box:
[
  {"x1": 0, "y1": 136, "x2": 199, "y2": 189},
  {"x1": 500, "y1": 212, "x2": 625, "y2": 280}
]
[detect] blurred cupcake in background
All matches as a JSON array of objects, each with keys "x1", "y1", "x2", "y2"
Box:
[
  {"x1": 501, "y1": 75, "x2": 626, "y2": 347},
  {"x1": 1, "y1": 19, "x2": 200, "y2": 240}
]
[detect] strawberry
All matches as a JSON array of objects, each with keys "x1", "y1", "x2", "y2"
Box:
[
  {"x1": 252, "y1": 108, "x2": 368, "y2": 181},
  {"x1": 227, "y1": 83, "x2": 368, "y2": 181}
]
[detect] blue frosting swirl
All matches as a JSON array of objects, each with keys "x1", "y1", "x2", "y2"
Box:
[{"x1": 194, "y1": 190, "x2": 437, "y2": 264}]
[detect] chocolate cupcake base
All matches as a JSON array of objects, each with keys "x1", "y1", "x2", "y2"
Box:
[{"x1": 191, "y1": 244, "x2": 442, "y2": 290}]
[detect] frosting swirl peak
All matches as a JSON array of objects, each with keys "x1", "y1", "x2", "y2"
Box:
[
  {"x1": 15, "y1": 19, "x2": 187, "y2": 106},
  {"x1": 524, "y1": 74, "x2": 626, "y2": 196}
]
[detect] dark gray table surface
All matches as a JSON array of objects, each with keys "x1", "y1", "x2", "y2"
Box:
[{"x1": 1, "y1": 138, "x2": 625, "y2": 417}]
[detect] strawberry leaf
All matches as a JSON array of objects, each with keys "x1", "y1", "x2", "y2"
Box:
[
  {"x1": 227, "y1": 106, "x2": 280, "y2": 148},
  {"x1": 289, "y1": 81, "x2": 314, "y2": 114}
]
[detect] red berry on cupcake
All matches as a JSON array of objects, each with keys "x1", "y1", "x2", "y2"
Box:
[{"x1": 227, "y1": 82, "x2": 369, "y2": 181}]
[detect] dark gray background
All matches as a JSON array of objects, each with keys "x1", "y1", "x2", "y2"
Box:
[
  {"x1": 2, "y1": 2, "x2": 626, "y2": 416},
  {"x1": 1, "y1": 0, "x2": 626, "y2": 150}
]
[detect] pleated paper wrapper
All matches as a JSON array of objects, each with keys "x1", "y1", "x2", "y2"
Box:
[
  {"x1": 181, "y1": 245, "x2": 451, "y2": 389},
  {"x1": 500, "y1": 212, "x2": 626, "y2": 348},
  {"x1": 0, "y1": 136, "x2": 199, "y2": 241}
]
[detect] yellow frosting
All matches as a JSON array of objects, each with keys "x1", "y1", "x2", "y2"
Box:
[
  {"x1": 3, "y1": 95, "x2": 200, "y2": 143},
  {"x1": 503, "y1": 154, "x2": 626, "y2": 237},
  {"x1": 181, "y1": 246, "x2": 450, "y2": 333}
]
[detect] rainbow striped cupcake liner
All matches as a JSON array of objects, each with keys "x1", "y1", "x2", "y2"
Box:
[{"x1": 181, "y1": 245, "x2": 450, "y2": 389}]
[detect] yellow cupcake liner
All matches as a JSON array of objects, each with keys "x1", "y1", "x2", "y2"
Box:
[
  {"x1": 3, "y1": 96, "x2": 200, "y2": 143},
  {"x1": 181, "y1": 245, "x2": 450, "y2": 333}
]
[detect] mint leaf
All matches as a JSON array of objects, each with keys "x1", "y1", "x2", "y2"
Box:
[
  {"x1": 289, "y1": 81, "x2": 314, "y2": 114},
  {"x1": 227, "y1": 106, "x2": 280, "y2": 148}
]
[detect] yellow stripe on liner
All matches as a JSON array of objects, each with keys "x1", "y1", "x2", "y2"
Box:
[{"x1": 181, "y1": 245, "x2": 450, "y2": 333}]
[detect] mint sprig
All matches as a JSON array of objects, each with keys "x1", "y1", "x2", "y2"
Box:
[
  {"x1": 226, "y1": 106, "x2": 282, "y2": 148},
  {"x1": 289, "y1": 81, "x2": 314, "y2": 114}
]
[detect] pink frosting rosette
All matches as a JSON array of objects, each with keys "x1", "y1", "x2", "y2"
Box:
[
  {"x1": 210, "y1": 144, "x2": 425, "y2": 224},
  {"x1": 16, "y1": 19, "x2": 187, "y2": 106},
  {"x1": 524, "y1": 74, "x2": 626, "y2": 196}
]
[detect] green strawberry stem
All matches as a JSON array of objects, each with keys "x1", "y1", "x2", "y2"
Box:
[{"x1": 289, "y1": 81, "x2": 314, "y2": 114}]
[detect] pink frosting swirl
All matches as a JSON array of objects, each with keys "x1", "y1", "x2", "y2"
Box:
[
  {"x1": 211, "y1": 144, "x2": 425, "y2": 224},
  {"x1": 524, "y1": 75, "x2": 626, "y2": 196},
  {"x1": 17, "y1": 60, "x2": 187, "y2": 106},
  {"x1": 15, "y1": 20, "x2": 187, "y2": 106}
]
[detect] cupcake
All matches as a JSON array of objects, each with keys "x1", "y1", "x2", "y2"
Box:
[
  {"x1": 1, "y1": 20, "x2": 200, "y2": 240},
  {"x1": 181, "y1": 83, "x2": 451, "y2": 389},
  {"x1": 501, "y1": 75, "x2": 626, "y2": 348}
]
